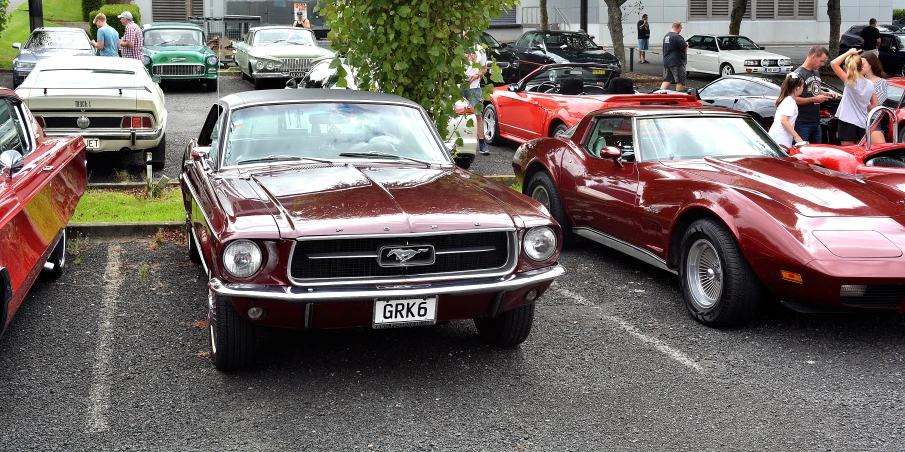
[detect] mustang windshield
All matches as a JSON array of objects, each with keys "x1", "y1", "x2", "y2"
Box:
[
  {"x1": 26, "y1": 31, "x2": 92, "y2": 50},
  {"x1": 253, "y1": 29, "x2": 315, "y2": 46},
  {"x1": 222, "y1": 102, "x2": 446, "y2": 166},
  {"x1": 144, "y1": 29, "x2": 203, "y2": 46},
  {"x1": 636, "y1": 116, "x2": 787, "y2": 162}
]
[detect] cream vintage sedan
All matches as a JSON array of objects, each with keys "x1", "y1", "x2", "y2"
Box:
[
  {"x1": 14, "y1": 57, "x2": 168, "y2": 168},
  {"x1": 235, "y1": 26, "x2": 334, "y2": 89},
  {"x1": 686, "y1": 35, "x2": 793, "y2": 77}
]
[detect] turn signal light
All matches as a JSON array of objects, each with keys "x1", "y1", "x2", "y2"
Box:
[
  {"x1": 781, "y1": 270, "x2": 803, "y2": 283},
  {"x1": 121, "y1": 116, "x2": 152, "y2": 129}
]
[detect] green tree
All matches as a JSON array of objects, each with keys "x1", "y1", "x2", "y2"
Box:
[
  {"x1": 729, "y1": 0, "x2": 747, "y2": 35},
  {"x1": 321, "y1": 0, "x2": 513, "y2": 142},
  {"x1": 0, "y1": 0, "x2": 10, "y2": 38},
  {"x1": 827, "y1": 0, "x2": 841, "y2": 58}
]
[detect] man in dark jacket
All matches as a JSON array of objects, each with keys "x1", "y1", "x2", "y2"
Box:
[{"x1": 659, "y1": 20, "x2": 687, "y2": 91}]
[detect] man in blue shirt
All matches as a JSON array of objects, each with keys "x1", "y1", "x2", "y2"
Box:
[{"x1": 90, "y1": 13, "x2": 120, "y2": 57}]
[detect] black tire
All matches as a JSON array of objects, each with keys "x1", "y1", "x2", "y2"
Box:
[
  {"x1": 865, "y1": 156, "x2": 905, "y2": 168},
  {"x1": 242, "y1": 65, "x2": 251, "y2": 81},
  {"x1": 46, "y1": 229, "x2": 66, "y2": 279},
  {"x1": 527, "y1": 171, "x2": 573, "y2": 244},
  {"x1": 474, "y1": 303, "x2": 535, "y2": 347},
  {"x1": 899, "y1": 124, "x2": 905, "y2": 143},
  {"x1": 679, "y1": 218, "x2": 761, "y2": 327},
  {"x1": 209, "y1": 289, "x2": 255, "y2": 371},
  {"x1": 720, "y1": 63, "x2": 735, "y2": 76},
  {"x1": 206, "y1": 77, "x2": 218, "y2": 92},
  {"x1": 551, "y1": 123, "x2": 568, "y2": 137},
  {"x1": 150, "y1": 133, "x2": 166, "y2": 170},
  {"x1": 187, "y1": 223, "x2": 201, "y2": 264},
  {"x1": 483, "y1": 103, "x2": 503, "y2": 146}
]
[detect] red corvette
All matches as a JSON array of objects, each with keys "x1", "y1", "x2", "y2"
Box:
[
  {"x1": 0, "y1": 90, "x2": 86, "y2": 338},
  {"x1": 513, "y1": 100, "x2": 905, "y2": 327},
  {"x1": 482, "y1": 63, "x2": 701, "y2": 146}
]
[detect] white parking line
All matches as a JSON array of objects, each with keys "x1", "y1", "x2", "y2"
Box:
[
  {"x1": 86, "y1": 245, "x2": 123, "y2": 433},
  {"x1": 551, "y1": 286, "x2": 704, "y2": 374}
]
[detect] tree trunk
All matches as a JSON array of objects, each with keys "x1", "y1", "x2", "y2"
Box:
[
  {"x1": 827, "y1": 0, "x2": 841, "y2": 58},
  {"x1": 604, "y1": 0, "x2": 627, "y2": 70},
  {"x1": 729, "y1": 0, "x2": 747, "y2": 35},
  {"x1": 540, "y1": 0, "x2": 549, "y2": 31}
]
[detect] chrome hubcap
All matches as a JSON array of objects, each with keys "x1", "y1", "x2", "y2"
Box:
[
  {"x1": 531, "y1": 185, "x2": 551, "y2": 209},
  {"x1": 483, "y1": 109, "x2": 496, "y2": 140},
  {"x1": 686, "y1": 239, "x2": 723, "y2": 309}
]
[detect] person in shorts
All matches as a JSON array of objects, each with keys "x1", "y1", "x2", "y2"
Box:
[
  {"x1": 637, "y1": 14, "x2": 650, "y2": 64},
  {"x1": 462, "y1": 36, "x2": 489, "y2": 155},
  {"x1": 659, "y1": 20, "x2": 687, "y2": 91}
]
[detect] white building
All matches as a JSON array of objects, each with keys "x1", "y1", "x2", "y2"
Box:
[{"x1": 501, "y1": 0, "x2": 895, "y2": 45}]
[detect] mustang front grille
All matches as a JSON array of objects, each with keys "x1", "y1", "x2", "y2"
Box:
[
  {"x1": 43, "y1": 116, "x2": 123, "y2": 129},
  {"x1": 153, "y1": 64, "x2": 205, "y2": 76},
  {"x1": 840, "y1": 284, "x2": 905, "y2": 308},
  {"x1": 280, "y1": 58, "x2": 313, "y2": 75},
  {"x1": 290, "y1": 231, "x2": 513, "y2": 281}
]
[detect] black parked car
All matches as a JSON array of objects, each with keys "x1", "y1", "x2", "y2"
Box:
[
  {"x1": 840, "y1": 24, "x2": 900, "y2": 50},
  {"x1": 510, "y1": 30, "x2": 621, "y2": 82},
  {"x1": 840, "y1": 30, "x2": 905, "y2": 77},
  {"x1": 479, "y1": 32, "x2": 520, "y2": 84},
  {"x1": 698, "y1": 74, "x2": 843, "y2": 143}
]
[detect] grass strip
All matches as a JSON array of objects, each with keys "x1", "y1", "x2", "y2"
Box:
[{"x1": 72, "y1": 187, "x2": 184, "y2": 223}]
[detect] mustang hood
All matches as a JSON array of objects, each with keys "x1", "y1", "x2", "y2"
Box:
[
  {"x1": 666, "y1": 157, "x2": 905, "y2": 217},
  {"x1": 235, "y1": 165, "x2": 517, "y2": 237}
]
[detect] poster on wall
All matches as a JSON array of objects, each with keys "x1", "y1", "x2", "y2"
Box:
[{"x1": 293, "y1": 3, "x2": 308, "y2": 23}]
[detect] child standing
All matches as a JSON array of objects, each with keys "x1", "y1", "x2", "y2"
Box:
[
  {"x1": 768, "y1": 73, "x2": 806, "y2": 147},
  {"x1": 830, "y1": 49, "x2": 879, "y2": 145}
]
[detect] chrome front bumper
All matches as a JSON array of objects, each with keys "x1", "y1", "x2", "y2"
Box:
[{"x1": 209, "y1": 264, "x2": 565, "y2": 302}]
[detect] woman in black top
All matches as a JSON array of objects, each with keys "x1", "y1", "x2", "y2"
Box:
[{"x1": 293, "y1": 10, "x2": 310, "y2": 29}]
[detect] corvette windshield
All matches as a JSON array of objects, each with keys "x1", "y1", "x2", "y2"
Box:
[
  {"x1": 144, "y1": 29, "x2": 203, "y2": 46},
  {"x1": 636, "y1": 116, "x2": 787, "y2": 162},
  {"x1": 222, "y1": 102, "x2": 446, "y2": 166},
  {"x1": 253, "y1": 29, "x2": 314, "y2": 46},
  {"x1": 718, "y1": 36, "x2": 760, "y2": 50}
]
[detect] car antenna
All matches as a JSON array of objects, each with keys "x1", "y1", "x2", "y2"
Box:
[{"x1": 43, "y1": 88, "x2": 47, "y2": 95}]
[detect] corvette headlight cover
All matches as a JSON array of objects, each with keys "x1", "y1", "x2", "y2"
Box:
[
  {"x1": 222, "y1": 240, "x2": 263, "y2": 278},
  {"x1": 524, "y1": 226, "x2": 557, "y2": 261}
]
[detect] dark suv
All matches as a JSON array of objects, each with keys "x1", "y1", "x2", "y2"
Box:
[
  {"x1": 840, "y1": 24, "x2": 900, "y2": 50},
  {"x1": 840, "y1": 28, "x2": 905, "y2": 77}
]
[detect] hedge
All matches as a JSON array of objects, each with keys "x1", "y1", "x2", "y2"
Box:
[
  {"x1": 82, "y1": 0, "x2": 105, "y2": 22},
  {"x1": 894, "y1": 9, "x2": 904, "y2": 21},
  {"x1": 88, "y1": 5, "x2": 142, "y2": 40}
]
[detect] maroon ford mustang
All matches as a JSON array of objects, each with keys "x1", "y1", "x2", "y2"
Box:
[
  {"x1": 182, "y1": 90, "x2": 564, "y2": 370},
  {"x1": 513, "y1": 103, "x2": 905, "y2": 327}
]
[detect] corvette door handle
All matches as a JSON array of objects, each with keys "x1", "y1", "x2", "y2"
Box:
[{"x1": 43, "y1": 165, "x2": 54, "y2": 172}]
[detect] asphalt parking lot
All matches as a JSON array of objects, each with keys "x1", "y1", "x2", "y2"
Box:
[{"x1": 2, "y1": 67, "x2": 905, "y2": 450}]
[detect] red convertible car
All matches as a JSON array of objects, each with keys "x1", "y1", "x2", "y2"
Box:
[
  {"x1": 482, "y1": 63, "x2": 701, "y2": 146},
  {"x1": 182, "y1": 90, "x2": 565, "y2": 370},
  {"x1": 1, "y1": 89, "x2": 86, "y2": 338},
  {"x1": 513, "y1": 101, "x2": 905, "y2": 327}
]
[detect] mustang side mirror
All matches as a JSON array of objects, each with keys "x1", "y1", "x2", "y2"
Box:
[
  {"x1": 508, "y1": 83, "x2": 519, "y2": 92},
  {"x1": 600, "y1": 146, "x2": 624, "y2": 168},
  {"x1": 11, "y1": 42, "x2": 20, "y2": 49},
  {"x1": 0, "y1": 150, "x2": 25, "y2": 179},
  {"x1": 286, "y1": 78, "x2": 299, "y2": 89}
]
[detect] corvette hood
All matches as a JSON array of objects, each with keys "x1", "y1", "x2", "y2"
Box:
[
  {"x1": 231, "y1": 165, "x2": 517, "y2": 237},
  {"x1": 665, "y1": 157, "x2": 905, "y2": 217},
  {"x1": 252, "y1": 45, "x2": 332, "y2": 60}
]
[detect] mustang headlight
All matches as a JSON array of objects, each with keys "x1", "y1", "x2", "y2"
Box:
[
  {"x1": 255, "y1": 60, "x2": 265, "y2": 70},
  {"x1": 523, "y1": 226, "x2": 557, "y2": 261},
  {"x1": 142, "y1": 55, "x2": 151, "y2": 65},
  {"x1": 222, "y1": 240, "x2": 263, "y2": 278},
  {"x1": 744, "y1": 59, "x2": 759, "y2": 66},
  {"x1": 206, "y1": 56, "x2": 218, "y2": 66}
]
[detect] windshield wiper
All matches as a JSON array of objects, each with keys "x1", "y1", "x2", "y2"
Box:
[
  {"x1": 338, "y1": 151, "x2": 433, "y2": 167},
  {"x1": 237, "y1": 154, "x2": 332, "y2": 165},
  {"x1": 155, "y1": 40, "x2": 176, "y2": 46}
]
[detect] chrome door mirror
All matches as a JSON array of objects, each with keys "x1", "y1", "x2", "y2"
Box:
[
  {"x1": 0, "y1": 150, "x2": 24, "y2": 178},
  {"x1": 11, "y1": 42, "x2": 20, "y2": 49},
  {"x1": 508, "y1": 83, "x2": 519, "y2": 92}
]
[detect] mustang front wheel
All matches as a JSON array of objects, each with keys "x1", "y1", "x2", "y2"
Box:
[
  {"x1": 474, "y1": 303, "x2": 535, "y2": 347},
  {"x1": 679, "y1": 218, "x2": 760, "y2": 327},
  {"x1": 527, "y1": 171, "x2": 573, "y2": 244},
  {"x1": 483, "y1": 103, "x2": 503, "y2": 145},
  {"x1": 209, "y1": 289, "x2": 256, "y2": 371}
]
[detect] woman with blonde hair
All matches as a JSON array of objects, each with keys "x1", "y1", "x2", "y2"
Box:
[
  {"x1": 861, "y1": 52, "x2": 888, "y2": 143},
  {"x1": 830, "y1": 49, "x2": 878, "y2": 145},
  {"x1": 768, "y1": 73, "x2": 806, "y2": 147}
]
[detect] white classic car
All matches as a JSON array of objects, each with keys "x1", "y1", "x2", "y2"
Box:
[
  {"x1": 235, "y1": 26, "x2": 334, "y2": 89},
  {"x1": 14, "y1": 57, "x2": 168, "y2": 168},
  {"x1": 685, "y1": 35, "x2": 793, "y2": 77}
]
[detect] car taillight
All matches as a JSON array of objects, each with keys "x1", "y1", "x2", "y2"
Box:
[
  {"x1": 142, "y1": 117, "x2": 151, "y2": 128},
  {"x1": 35, "y1": 116, "x2": 44, "y2": 128},
  {"x1": 121, "y1": 116, "x2": 151, "y2": 128},
  {"x1": 820, "y1": 109, "x2": 831, "y2": 118}
]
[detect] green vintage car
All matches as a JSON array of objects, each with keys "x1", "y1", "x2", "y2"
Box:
[
  {"x1": 235, "y1": 26, "x2": 334, "y2": 89},
  {"x1": 142, "y1": 23, "x2": 219, "y2": 91}
]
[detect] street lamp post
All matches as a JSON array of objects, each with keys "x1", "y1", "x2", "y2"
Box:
[{"x1": 28, "y1": 0, "x2": 44, "y2": 31}]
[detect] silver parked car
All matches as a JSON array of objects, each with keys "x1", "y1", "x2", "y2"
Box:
[{"x1": 12, "y1": 27, "x2": 96, "y2": 89}]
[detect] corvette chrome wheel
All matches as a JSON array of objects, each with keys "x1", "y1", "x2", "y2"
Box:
[
  {"x1": 531, "y1": 184, "x2": 551, "y2": 210},
  {"x1": 686, "y1": 238, "x2": 723, "y2": 310}
]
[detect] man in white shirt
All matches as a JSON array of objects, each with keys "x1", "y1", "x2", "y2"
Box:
[{"x1": 462, "y1": 36, "x2": 489, "y2": 155}]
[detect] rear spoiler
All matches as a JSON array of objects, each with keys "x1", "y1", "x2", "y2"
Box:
[
  {"x1": 31, "y1": 86, "x2": 152, "y2": 95},
  {"x1": 598, "y1": 94, "x2": 702, "y2": 107}
]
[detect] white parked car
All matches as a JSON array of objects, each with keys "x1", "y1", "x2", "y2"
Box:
[
  {"x1": 686, "y1": 35, "x2": 793, "y2": 77},
  {"x1": 14, "y1": 57, "x2": 168, "y2": 168}
]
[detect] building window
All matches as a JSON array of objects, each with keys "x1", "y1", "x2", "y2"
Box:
[{"x1": 689, "y1": 0, "x2": 815, "y2": 20}]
